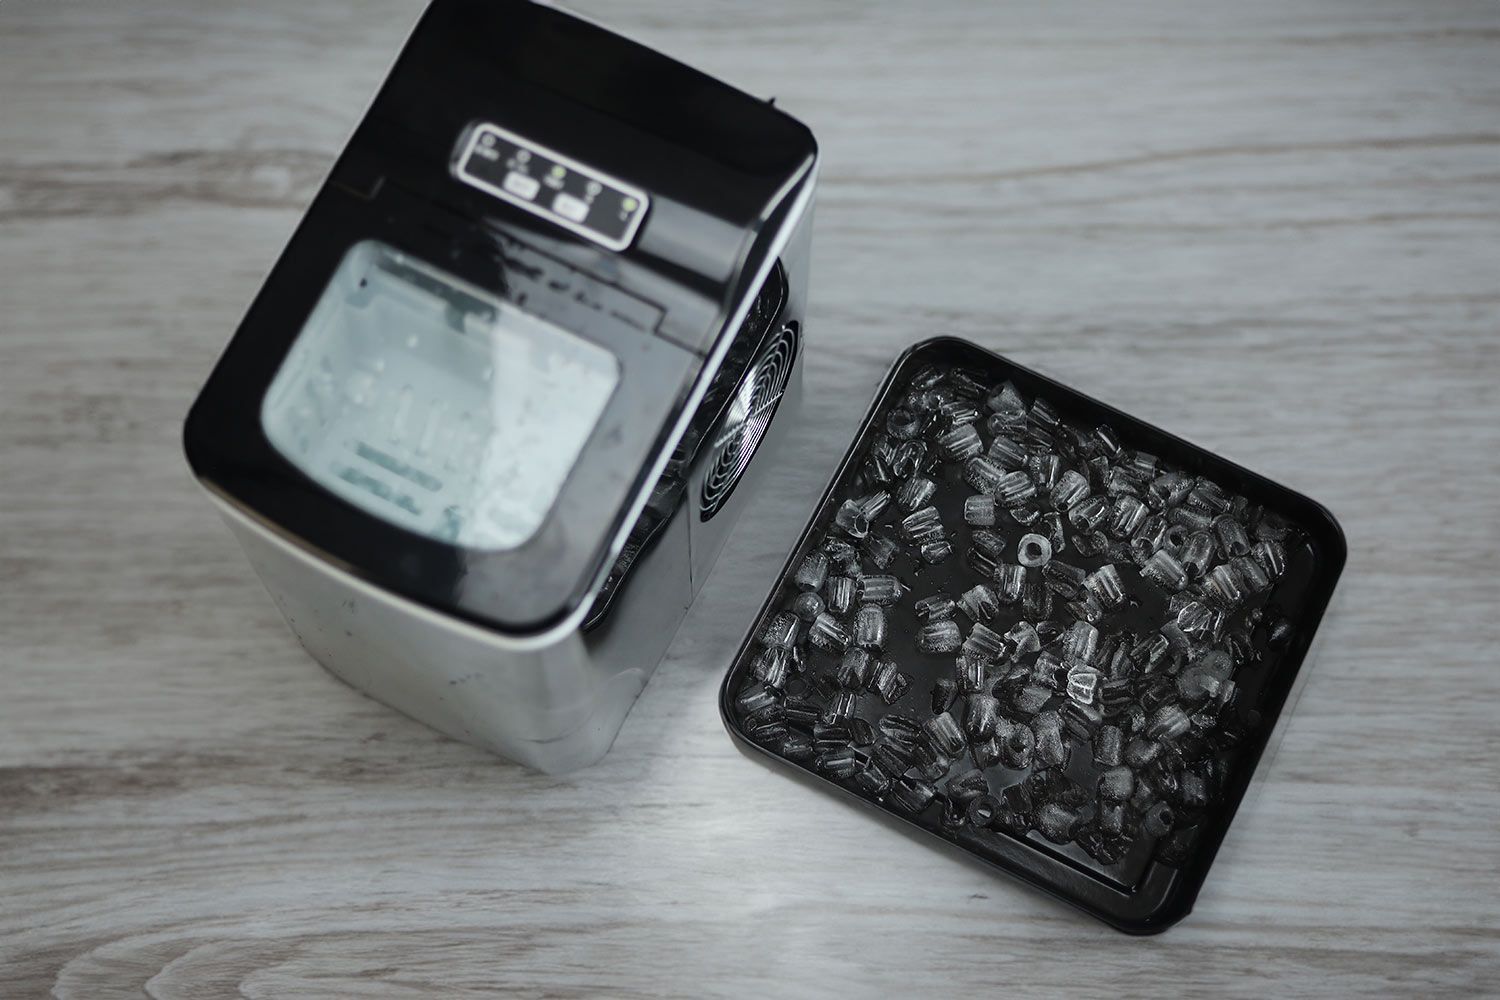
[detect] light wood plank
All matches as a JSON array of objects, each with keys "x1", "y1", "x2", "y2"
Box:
[{"x1": 2, "y1": 0, "x2": 1498, "y2": 995}]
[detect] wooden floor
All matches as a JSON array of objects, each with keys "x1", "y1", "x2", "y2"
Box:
[{"x1": 3, "y1": 0, "x2": 1498, "y2": 995}]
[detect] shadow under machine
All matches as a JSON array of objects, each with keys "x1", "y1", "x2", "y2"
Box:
[{"x1": 183, "y1": 0, "x2": 818, "y2": 772}]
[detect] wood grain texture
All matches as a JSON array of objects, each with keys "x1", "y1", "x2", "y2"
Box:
[{"x1": 2, "y1": 0, "x2": 1498, "y2": 995}]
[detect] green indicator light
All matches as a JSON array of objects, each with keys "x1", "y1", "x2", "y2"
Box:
[
  {"x1": 622, "y1": 197, "x2": 639, "y2": 212},
  {"x1": 550, "y1": 164, "x2": 566, "y2": 178}
]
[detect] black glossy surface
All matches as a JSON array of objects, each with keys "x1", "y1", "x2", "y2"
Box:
[
  {"x1": 184, "y1": 0, "x2": 817, "y2": 634},
  {"x1": 583, "y1": 262, "x2": 789, "y2": 632},
  {"x1": 720, "y1": 337, "x2": 1346, "y2": 934}
]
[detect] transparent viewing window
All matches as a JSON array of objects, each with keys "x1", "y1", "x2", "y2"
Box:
[{"x1": 262, "y1": 241, "x2": 620, "y2": 550}]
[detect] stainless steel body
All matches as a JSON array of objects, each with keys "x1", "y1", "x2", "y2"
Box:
[
  {"x1": 205, "y1": 186, "x2": 815, "y2": 773},
  {"x1": 184, "y1": 0, "x2": 819, "y2": 772}
]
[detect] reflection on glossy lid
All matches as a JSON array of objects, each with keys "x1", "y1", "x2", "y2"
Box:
[{"x1": 261, "y1": 241, "x2": 619, "y2": 551}]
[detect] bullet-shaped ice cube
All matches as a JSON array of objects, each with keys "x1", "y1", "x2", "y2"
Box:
[
  {"x1": 791, "y1": 591, "x2": 825, "y2": 622},
  {"x1": 815, "y1": 746, "x2": 862, "y2": 778},
  {"x1": 963, "y1": 622, "x2": 1009, "y2": 664},
  {"x1": 833, "y1": 499, "x2": 870, "y2": 539},
  {"x1": 958, "y1": 584, "x2": 1000, "y2": 622},
  {"x1": 1180, "y1": 531, "x2": 1215, "y2": 579},
  {"x1": 752, "y1": 648, "x2": 791, "y2": 690},
  {"x1": 947, "y1": 768, "x2": 990, "y2": 802},
  {"x1": 963, "y1": 494, "x2": 997, "y2": 526},
  {"x1": 888, "y1": 777, "x2": 937, "y2": 813},
  {"x1": 995, "y1": 563, "x2": 1026, "y2": 603},
  {"x1": 1233, "y1": 555, "x2": 1271, "y2": 593},
  {"x1": 898, "y1": 476, "x2": 937, "y2": 512},
  {"x1": 1028, "y1": 453, "x2": 1062, "y2": 490},
  {"x1": 964, "y1": 456, "x2": 1007, "y2": 494},
  {"x1": 914, "y1": 593, "x2": 956, "y2": 622},
  {"x1": 779, "y1": 730, "x2": 815, "y2": 760},
  {"x1": 1124, "y1": 738, "x2": 1162, "y2": 769},
  {"x1": 1253, "y1": 538, "x2": 1287, "y2": 579},
  {"x1": 794, "y1": 551, "x2": 829, "y2": 592},
  {"x1": 807, "y1": 612, "x2": 850, "y2": 653},
  {"x1": 872, "y1": 661, "x2": 912, "y2": 704},
  {"x1": 852, "y1": 767, "x2": 891, "y2": 796},
  {"x1": 919, "y1": 538, "x2": 954, "y2": 564},
  {"x1": 967, "y1": 794, "x2": 1001, "y2": 828},
  {"x1": 1051, "y1": 469, "x2": 1090, "y2": 511},
  {"x1": 1034, "y1": 721, "x2": 1070, "y2": 768},
  {"x1": 1110, "y1": 495, "x2": 1149, "y2": 538},
  {"x1": 1017, "y1": 533, "x2": 1052, "y2": 568},
  {"x1": 916, "y1": 619, "x2": 962, "y2": 654},
  {"x1": 761, "y1": 611, "x2": 799, "y2": 649},
  {"x1": 886, "y1": 408, "x2": 922, "y2": 440},
  {"x1": 1141, "y1": 549, "x2": 1188, "y2": 591},
  {"x1": 861, "y1": 532, "x2": 899, "y2": 570},
  {"x1": 1064, "y1": 621, "x2": 1100, "y2": 664},
  {"x1": 986, "y1": 382, "x2": 1027, "y2": 424},
  {"x1": 1147, "y1": 703, "x2": 1191, "y2": 742},
  {"x1": 1035, "y1": 802, "x2": 1078, "y2": 844},
  {"x1": 783, "y1": 698, "x2": 820, "y2": 728},
  {"x1": 1004, "y1": 620, "x2": 1041, "y2": 656},
  {"x1": 854, "y1": 604, "x2": 888, "y2": 650},
  {"x1": 941, "y1": 400, "x2": 982, "y2": 427},
  {"x1": 1000, "y1": 723, "x2": 1035, "y2": 768},
  {"x1": 923, "y1": 711, "x2": 966, "y2": 757},
  {"x1": 837, "y1": 648, "x2": 873, "y2": 690},
  {"x1": 924, "y1": 679, "x2": 956, "y2": 717},
  {"x1": 988, "y1": 434, "x2": 1028, "y2": 470},
  {"x1": 890, "y1": 440, "x2": 929, "y2": 479},
  {"x1": 1043, "y1": 560, "x2": 1087, "y2": 598},
  {"x1": 1094, "y1": 724, "x2": 1123, "y2": 766},
  {"x1": 1011, "y1": 684, "x2": 1052, "y2": 716},
  {"x1": 1214, "y1": 514, "x2": 1252, "y2": 558},
  {"x1": 859, "y1": 574, "x2": 904, "y2": 606},
  {"x1": 938, "y1": 424, "x2": 983, "y2": 462},
  {"x1": 955, "y1": 653, "x2": 986, "y2": 693},
  {"x1": 878, "y1": 712, "x2": 924, "y2": 748},
  {"x1": 995, "y1": 471, "x2": 1037, "y2": 507},
  {"x1": 965, "y1": 693, "x2": 1000, "y2": 741},
  {"x1": 1149, "y1": 472, "x2": 1192, "y2": 507},
  {"x1": 1084, "y1": 564, "x2": 1127, "y2": 610},
  {"x1": 1030, "y1": 398, "x2": 1061, "y2": 432},
  {"x1": 1204, "y1": 563, "x2": 1245, "y2": 608},
  {"x1": 1098, "y1": 765, "x2": 1135, "y2": 802},
  {"x1": 1069, "y1": 495, "x2": 1111, "y2": 532},
  {"x1": 825, "y1": 575, "x2": 856, "y2": 614},
  {"x1": 1142, "y1": 801, "x2": 1176, "y2": 838},
  {"x1": 855, "y1": 490, "x2": 893, "y2": 523},
  {"x1": 823, "y1": 689, "x2": 857, "y2": 723}
]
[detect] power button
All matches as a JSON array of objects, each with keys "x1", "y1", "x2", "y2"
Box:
[{"x1": 551, "y1": 193, "x2": 590, "y2": 223}]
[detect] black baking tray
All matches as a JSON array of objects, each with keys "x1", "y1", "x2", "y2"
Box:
[{"x1": 719, "y1": 336, "x2": 1345, "y2": 934}]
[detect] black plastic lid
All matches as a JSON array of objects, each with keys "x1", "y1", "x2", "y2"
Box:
[{"x1": 184, "y1": 0, "x2": 817, "y2": 635}]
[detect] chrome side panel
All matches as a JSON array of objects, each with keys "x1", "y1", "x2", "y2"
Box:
[{"x1": 216, "y1": 494, "x2": 688, "y2": 773}]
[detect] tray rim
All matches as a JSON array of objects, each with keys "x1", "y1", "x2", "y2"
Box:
[{"x1": 717, "y1": 334, "x2": 1348, "y2": 935}]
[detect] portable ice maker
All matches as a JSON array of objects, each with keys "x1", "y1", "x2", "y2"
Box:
[{"x1": 183, "y1": 0, "x2": 818, "y2": 772}]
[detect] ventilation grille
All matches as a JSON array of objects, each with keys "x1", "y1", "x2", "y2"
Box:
[
  {"x1": 700, "y1": 320, "x2": 799, "y2": 520},
  {"x1": 582, "y1": 261, "x2": 789, "y2": 631}
]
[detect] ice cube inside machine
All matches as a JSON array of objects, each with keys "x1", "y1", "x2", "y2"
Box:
[{"x1": 184, "y1": 0, "x2": 818, "y2": 772}]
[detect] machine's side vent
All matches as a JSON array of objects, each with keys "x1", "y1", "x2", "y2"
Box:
[
  {"x1": 582, "y1": 261, "x2": 788, "y2": 631},
  {"x1": 700, "y1": 319, "x2": 799, "y2": 520}
]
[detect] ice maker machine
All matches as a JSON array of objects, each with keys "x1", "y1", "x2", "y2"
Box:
[{"x1": 183, "y1": 0, "x2": 818, "y2": 772}]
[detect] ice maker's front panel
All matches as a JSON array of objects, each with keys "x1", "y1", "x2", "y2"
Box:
[
  {"x1": 454, "y1": 123, "x2": 650, "y2": 251},
  {"x1": 262, "y1": 240, "x2": 620, "y2": 550}
]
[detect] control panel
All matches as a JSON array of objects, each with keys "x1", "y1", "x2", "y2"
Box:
[{"x1": 454, "y1": 123, "x2": 650, "y2": 252}]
